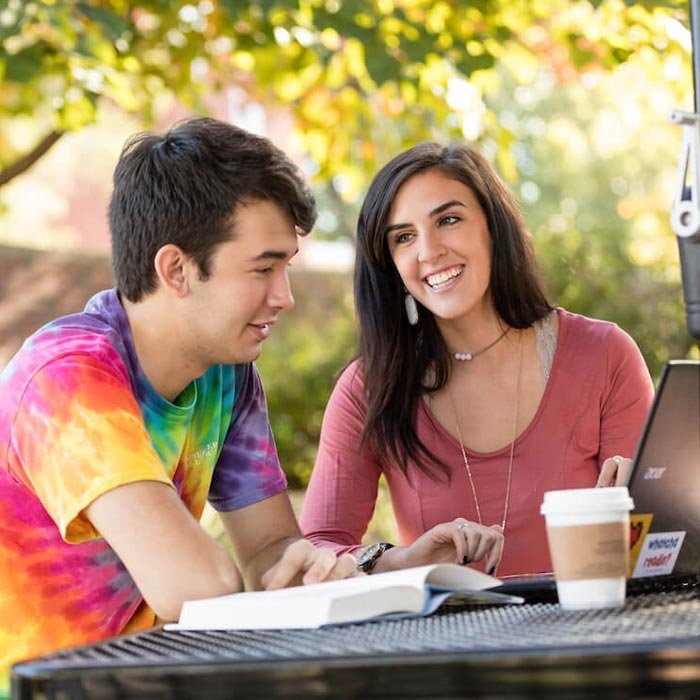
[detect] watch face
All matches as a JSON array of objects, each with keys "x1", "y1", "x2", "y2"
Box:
[
  {"x1": 357, "y1": 543, "x2": 393, "y2": 573},
  {"x1": 357, "y1": 543, "x2": 381, "y2": 566}
]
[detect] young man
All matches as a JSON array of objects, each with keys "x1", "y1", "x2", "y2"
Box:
[{"x1": 0, "y1": 117, "x2": 355, "y2": 688}]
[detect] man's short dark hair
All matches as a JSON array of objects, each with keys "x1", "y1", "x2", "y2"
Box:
[{"x1": 109, "y1": 116, "x2": 317, "y2": 302}]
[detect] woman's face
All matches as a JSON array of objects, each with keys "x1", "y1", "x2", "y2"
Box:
[{"x1": 386, "y1": 168, "x2": 493, "y2": 324}]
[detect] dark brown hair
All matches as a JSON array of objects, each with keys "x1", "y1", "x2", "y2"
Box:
[
  {"x1": 354, "y1": 141, "x2": 552, "y2": 478},
  {"x1": 109, "y1": 117, "x2": 317, "y2": 302}
]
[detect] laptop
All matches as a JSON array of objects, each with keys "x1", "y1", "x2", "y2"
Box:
[
  {"x1": 498, "y1": 360, "x2": 700, "y2": 597},
  {"x1": 625, "y1": 359, "x2": 700, "y2": 580}
]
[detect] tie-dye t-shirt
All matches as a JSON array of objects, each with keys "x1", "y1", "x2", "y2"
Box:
[{"x1": 0, "y1": 289, "x2": 286, "y2": 691}]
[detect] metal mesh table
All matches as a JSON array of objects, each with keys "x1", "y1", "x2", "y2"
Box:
[{"x1": 12, "y1": 587, "x2": 700, "y2": 699}]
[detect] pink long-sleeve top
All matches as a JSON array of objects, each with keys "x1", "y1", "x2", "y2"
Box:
[{"x1": 300, "y1": 309, "x2": 655, "y2": 577}]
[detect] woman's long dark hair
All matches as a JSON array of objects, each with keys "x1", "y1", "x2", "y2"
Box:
[{"x1": 354, "y1": 142, "x2": 553, "y2": 479}]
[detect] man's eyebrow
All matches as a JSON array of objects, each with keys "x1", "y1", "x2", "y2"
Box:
[
  {"x1": 249, "y1": 248, "x2": 298, "y2": 262},
  {"x1": 385, "y1": 200, "x2": 467, "y2": 235}
]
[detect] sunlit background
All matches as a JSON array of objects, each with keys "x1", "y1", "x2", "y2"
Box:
[{"x1": 0, "y1": 0, "x2": 695, "y2": 539}]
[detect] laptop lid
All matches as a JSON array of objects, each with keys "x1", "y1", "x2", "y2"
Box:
[{"x1": 627, "y1": 360, "x2": 700, "y2": 579}]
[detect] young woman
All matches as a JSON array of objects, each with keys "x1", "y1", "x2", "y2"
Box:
[{"x1": 300, "y1": 142, "x2": 654, "y2": 577}]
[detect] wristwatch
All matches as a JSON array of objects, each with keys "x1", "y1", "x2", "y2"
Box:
[{"x1": 355, "y1": 542, "x2": 395, "y2": 574}]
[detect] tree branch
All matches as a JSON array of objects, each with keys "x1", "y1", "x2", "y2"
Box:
[{"x1": 0, "y1": 130, "x2": 65, "y2": 188}]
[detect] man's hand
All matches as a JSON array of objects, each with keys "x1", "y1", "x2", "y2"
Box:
[
  {"x1": 261, "y1": 539, "x2": 356, "y2": 590},
  {"x1": 596, "y1": 455, "x2": 632, "y2": 487},
  {"x1": 374, "y1": 519, "x2": 504, "y2": 576}
]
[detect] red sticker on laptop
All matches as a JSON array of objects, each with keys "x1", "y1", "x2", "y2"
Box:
[{"x1": 628, "y1": 514, "x2": 653, "y2": 577}]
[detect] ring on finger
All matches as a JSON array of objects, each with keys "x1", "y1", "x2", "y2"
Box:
[{"x1": 458, "y1": 523, "x2": 468, "y2": 533}]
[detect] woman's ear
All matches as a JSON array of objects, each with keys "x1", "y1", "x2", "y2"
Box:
[{"x1": 153, "y1": 244, "x2": 190, "y2": 297}]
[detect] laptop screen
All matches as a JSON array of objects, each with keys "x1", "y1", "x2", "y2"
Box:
[{"x1": 627, "y1": 360, "x2": 700, "y2": 578}]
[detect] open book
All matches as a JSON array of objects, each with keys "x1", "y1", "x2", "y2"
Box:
[{"x1": 166, "y1": 564, "x2": 523, "y2": 631}]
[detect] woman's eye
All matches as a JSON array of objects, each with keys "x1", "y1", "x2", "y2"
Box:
[
  {"x1": 440, "y1": 215, "x2": 459, "y2": 226},
  {"x1": 395, "y1": 231, "x2": 412, "y2": 245}
]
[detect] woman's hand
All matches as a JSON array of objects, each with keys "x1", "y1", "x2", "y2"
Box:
[
  {"x1": 596, "y1": 455, "x2": 632, "y2": 487},
  {"x1": 375, "y1": 519, "x2": 504, "y2": 575}
]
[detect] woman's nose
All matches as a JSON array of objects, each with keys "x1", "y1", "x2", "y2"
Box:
[{"x1": 417, "y1": 231, "x2": 447, "y2": 264}]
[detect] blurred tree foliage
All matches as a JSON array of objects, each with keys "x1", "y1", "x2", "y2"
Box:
[
  {"x1": 485, "y1": 51, "x2": 696, "y2": 379},
  {"x1": 0, "y1": 0, "x2": 689, "y2": 193},
  {"x1": 256, "y1": 269, "x2": 356, "y2": 489}
]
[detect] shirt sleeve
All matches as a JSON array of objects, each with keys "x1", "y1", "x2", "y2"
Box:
[
  {"x1": 8, "y1": 354, "x2": 172, "y2": 544},
  {"x1": 300, "y1": 362, "x2": 383, "y2": 555},
  {"x1": 208, "y1": 363, "x2": 287, "y2": 512},
  {"x1": 598, "y1": 324, "x2": 655, "y2": 465}
]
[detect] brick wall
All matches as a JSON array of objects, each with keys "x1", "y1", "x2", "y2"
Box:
[{"x1": 0, "y1": 245, "x2": 113, "y2": 368}]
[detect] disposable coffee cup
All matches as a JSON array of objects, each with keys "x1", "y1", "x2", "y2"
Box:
[{"x1": 540, "y1": 487, "x2": 634, "y2": 610}]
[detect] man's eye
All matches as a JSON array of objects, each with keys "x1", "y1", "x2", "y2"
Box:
[{"x1": 256, "y1": 267, "x2": 273, "y2": 275}]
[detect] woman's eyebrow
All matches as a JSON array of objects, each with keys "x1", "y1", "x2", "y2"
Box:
[
  {"x1": 385, "y1": 200, "x2": 468, "y2": 236},
  {"x1": 429, "y1": 200, "x2": 467, "y2": 217}
]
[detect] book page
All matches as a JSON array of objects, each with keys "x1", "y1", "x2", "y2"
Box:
[
  {"x1": 424, "y1": 564, "x2": 501, "y2": 590},
  {"x1": 168, "y1": 564, "x2": 505, "y2": 631}
]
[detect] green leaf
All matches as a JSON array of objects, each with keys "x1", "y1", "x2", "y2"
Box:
[
  {"x1": 314, "y1": 7, "x2": 375, "y2": 45},
  {"x1": 218, "y1": 0, "x2": 276, "y2": 23},
  {"x1": 4, "y1": 45, "x2": 48, "y2": 83},
  {"x1": 400, "y1": 32, "x2": 438, "y2": 65},
  {"x1": 76, "y1": 32, "x2": 117, "y2": 64},
  {"x1": 455, "y1": 52, "x2": 495, "y2": 75},
  {"x1": 365, "y1": 46, "x2": 404, "y2": 86},
  {"x1": 75, "y1": 3, "x2": 128, "y2": 41}
]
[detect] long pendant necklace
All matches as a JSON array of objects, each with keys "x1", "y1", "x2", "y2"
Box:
[
  {"x1": 447, "y1": 333, "x2": 523, "y2": 534},
  {"x1": 453, "y1": 327, "x2": 510, "y2": 362}
]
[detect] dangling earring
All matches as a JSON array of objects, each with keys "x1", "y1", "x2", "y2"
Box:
[{"x1": 404, "y1": 293, "x2": 419, "y2": 326}]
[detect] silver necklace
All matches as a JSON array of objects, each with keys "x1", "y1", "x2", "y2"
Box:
[{"x1": 453, "y1": 327, "x2": 510, "y2": 362}]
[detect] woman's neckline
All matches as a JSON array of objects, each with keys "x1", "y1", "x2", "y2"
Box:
[{"x1": 421, "y1": 308, "x2": 565, "y2": 457}]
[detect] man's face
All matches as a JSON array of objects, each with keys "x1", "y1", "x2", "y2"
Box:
[{"x1": 184, "y1": 199, "x2": 299, "y2": 368}]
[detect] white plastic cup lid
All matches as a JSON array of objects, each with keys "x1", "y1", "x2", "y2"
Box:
[{"x1": 540, "y1": 486, "x2": 634, "y2": 516}]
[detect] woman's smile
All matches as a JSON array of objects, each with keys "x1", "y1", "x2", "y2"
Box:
[{"x1": 424, "y1": 264, "x2": 464, "y2": 290}]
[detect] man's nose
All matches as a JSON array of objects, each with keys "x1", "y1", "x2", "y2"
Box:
[{"x1": 270, "y1": 271, "x2": 294, "y2": 311}]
